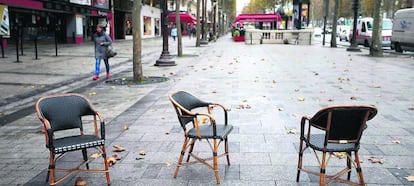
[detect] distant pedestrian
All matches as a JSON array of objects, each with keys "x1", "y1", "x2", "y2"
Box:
[
  {"x1": 171, "y1": 26, "x2": 177, "y2": 42},
  {"x1": 93, "y1": 24, "x2": 112, "y2": 80}
]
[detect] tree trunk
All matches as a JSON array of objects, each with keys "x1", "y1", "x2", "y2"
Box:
[
  {"x1": 331, "y1": 0, "x2": 339, "y2": 47},
  {"x1": 196, "y1": 0, "x2": 201, "y2": 47},
  {"x1": 370, "y1": 0, "x2": 383, "y2": 57},
  {"x1": 132, "y1": 0, "x2": 142, "y2": 82},
  {"x1": 176, "y1": 0, "x2": 183, "y2": 56}
]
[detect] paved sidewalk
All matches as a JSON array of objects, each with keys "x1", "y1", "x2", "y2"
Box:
[{"x1": 1, "y1": 35, "x2": 414, "y2": 185}]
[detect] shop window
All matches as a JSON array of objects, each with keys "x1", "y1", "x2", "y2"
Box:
[{"x1": 144, "y1": 16, "x2": 151, "y2": 35}]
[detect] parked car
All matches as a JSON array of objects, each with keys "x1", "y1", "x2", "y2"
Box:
[
  {"x1": 391, "y1": 8, "x2": 414, "y2": 52},
  {"x1": 339, "y1": 26, "x2": 350, "y2": 41},
  {"x1": 349, "y1": 18, "x2": 393, "y2": 47}
]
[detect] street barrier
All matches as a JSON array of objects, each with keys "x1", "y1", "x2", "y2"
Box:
[{"x1": 245, "y1": 29, "x2": 313, "y2": 45}]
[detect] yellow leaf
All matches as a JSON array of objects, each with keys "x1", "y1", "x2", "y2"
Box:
[
  {"x1": 201, "y1": 117, "x2": 208, "y2": 123},
  {"x1": 113, "y1": 145, "x2": 125, "y2": 152},
  {"x1": 297, "y1": 97, "x2": 305, "y2": 102},
  {"x1": 165, "y1": 162, "x2": 172, "y2": 167},
  {"x1": 405, "y1": 176, "x2": 414, "y2": 182},
  {"x1": 89, "y1": 92, "x2": 97, "y2": 96},
  {"x1": 90, "y1": 153, "x2": 101, "y2": 159},
  {"x1": 332, "y1": 152, "x2": 347, "y2": 159},
  {"x1": 75, "y1": 177, "x2": 87, "y2": 186},
  {"x1": 139, "y1": 150, "x2": 147, "y2": 156},
  {"x1": 368, "y1": 156, "x2": 384, "y2": 164},
  {"x1": 123, "y1": 125, "x2": 129, "y2": 130},
  {"x1": 287, "y1": 129, "x2": 298, "y2": 134},
  {"x1": 106, "y1": 157, "x2": 117, "y2": 167},
  {"x1": 391, "y1": 140, "x2": 401, "y2": 144}
]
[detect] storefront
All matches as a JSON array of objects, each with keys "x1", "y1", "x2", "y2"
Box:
[{"x1": 0, "y1": 0, "x2": 113, "y2": 45}]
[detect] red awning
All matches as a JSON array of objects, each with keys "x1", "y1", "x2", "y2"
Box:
[
  {"x1": 168, "y1": 13, "x2": 197, "y2": 23},
  {"x1": 235, "y1": 13, "x2": 282, "y2": 23}
]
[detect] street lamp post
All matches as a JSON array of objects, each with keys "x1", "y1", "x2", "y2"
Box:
[
  {"x1": 347, "y1": 0, "x2": 361, "y2": 52},
  {"x1": 155, "y1": 0, "x2": 176, "y2": 66},
  {"x1": 212, "y1": 0, "x2": 216, "y2": 40}
]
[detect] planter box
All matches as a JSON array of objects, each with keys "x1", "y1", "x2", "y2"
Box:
[{"x1": 233, "y1": 36, "x2": 245, "y2": 42}]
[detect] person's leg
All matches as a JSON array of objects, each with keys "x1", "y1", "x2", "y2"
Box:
[
  {"x1": 104, "y1": 59, "x2": 110, "y2": 78},
  {"x1": 93, "y1": 58, "x2": 101, "y2": 80}
]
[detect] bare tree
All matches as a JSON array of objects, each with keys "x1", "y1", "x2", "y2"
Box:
[
  {"x1": 331, "y1": 0, "x2": 339, "y2": 47},
  {"x1": 176, "y1": 0, "x2": 183, "y2": 56},
  {"x1": 196, "y1": 0, "x2": 201, "y2": 47},
  {"x1": 370, "y1": 0, "x2": 383, "y2": 57},
  {"x1": 132, "y1": 0, "x2": 142, "y2": 81}
]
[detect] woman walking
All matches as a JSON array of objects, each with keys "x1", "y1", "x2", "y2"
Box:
[{"x1": 93, "y1": 24, "x2": 112, "y2": 80}]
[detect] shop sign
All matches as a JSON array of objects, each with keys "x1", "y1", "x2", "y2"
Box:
[{"x1": 0, "y1": 5, "x2": 10, "y2": 36}]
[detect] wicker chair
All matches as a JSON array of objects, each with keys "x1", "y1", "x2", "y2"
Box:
[
  {"x1": 296, "y1": 105, "x2": 377, "y2": 185},
  {"x1": 35, "y1": 94, "x2": 110, "y2": 185},
  {"x1": 169, "y1": 91, "x2": 233, "y2": 184}
]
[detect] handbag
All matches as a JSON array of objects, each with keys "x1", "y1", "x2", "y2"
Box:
[{"x1": 106, "y1": 45, "x2": 117, "y2": 58}]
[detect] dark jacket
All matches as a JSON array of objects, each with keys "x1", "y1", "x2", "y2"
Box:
[{"x1": 94, "y1": 32, "x2": 112, "y2": 59}]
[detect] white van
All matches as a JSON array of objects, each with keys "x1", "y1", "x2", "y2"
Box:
[
  {"x1": 391, "y1": 8, "x2": 414, "y2": 52},
  {"x1": 350, "y1": 18, "x2": 393, "y2": 47}
]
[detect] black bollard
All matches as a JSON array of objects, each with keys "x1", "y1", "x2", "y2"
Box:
[
  {"x1": 15, "y1": 27, "x2": 20, "y2": 62},
  {"x1": 20, "y1": 28, "x2": 24, "y2": 55},
  {"x1": 1, "y1": 35, "x2": 4, "y2": 58},
  {"x1": 54, "y1": 29, "x2": 58, "y2": 56},
  {"x1": 34, "y1": 36, "x2": 38, "y2": 60}
]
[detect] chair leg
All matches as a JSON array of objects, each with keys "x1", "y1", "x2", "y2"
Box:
[
  {"x1": 213, "y1": 139, "x2": 220, "y2": 184},
  {"x1": 224, "y1": 138, "x2": 230, "y2": 166},
  {"x1": 48, "y1": 152, "x2": 56, "y2": 185},
  {"x1": 174, "y1": 137, "x2": 189, "y2": 178},
  {"x1": 296, "y1": 138, "x2": 304, "y2": 182},
  {"x1": 186, "y1": 139, "x2": 196, "y2": 162},
  {"x1": 82, "y1": 149, "x2": 89, "y2": 170},
  {"x1": 347, "y1": 151, "x2": 352, "y2": 180},
  {"x1": 354, "y1": 151, "x2": 365, "y2": 185},
  {"x1": 101, "y1": 146, "x2": 111, "y2": 185},
  {"x1": 320, "y1": 152, "x2": 327, "y2": 186}
]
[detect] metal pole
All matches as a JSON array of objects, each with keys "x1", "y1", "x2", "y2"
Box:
[
  {"x1": 20, "y1": 27, "x2": 24, "y2": 55},
  {"x1": 155, "y1": 0, "x2": 175, "y2": 66},
  {"x1": 34, "y1": 36, "x2": 38, "y2": 60},
  {"x1": 15, "y1": 26, "x2": 20, "y2": 63},
  {"x1": 55, "y1": 28, "x2": 58, "y2": 56}
]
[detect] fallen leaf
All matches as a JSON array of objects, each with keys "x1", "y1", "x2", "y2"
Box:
[
  {"x1": 169, "y1": 72, "x2": 175, "y2": 75},
  {"x1": 332, "y1": 152, "x2": 347, "y2": 159},
  {"x1": 261, "y1": 58, "x2": 265, "y2": 61},
  {"x1": 112, "y1": 154, "x2": 122, "y2": 160},
  {"x1": 139, "y1": 150, "x2": 147, "y2": 156},
  {"x1": 75, "y1": 177, "x2": 87, "y2": 186},
  {"x1": 149, "y1": 108, "x2": 157, "y2": 112},
  {"x1": 328, "y1": 99, "x2": 334, "y2": 102},
  {"x1": 106, "y1": 157, "x2": 117, "y2": 166},
  {"x1": 89, "y1": 92, "x2": 97, "y2": 96},
  {"x1": 228, "y1": 71, "x2": 233, "y2": 74},
  {"x1": 297, "y1": 97, "x2": 305, "y2": 102},
  {"x1": 272, "y1": 80, "x2": 277, "y2": 84},
  {"x1": 294, "y1": 88, "x2": 300, "y2": 92},
  {"x1": 391, "y1": 140, "x2": 401, "y2": 144},
  {"x1": 212, "y1": 90, "x2": 217, "y2": 93},
  {"x1": 165, "y1": 131, "x2": 170, "y2": 135},
  {"x1": 369, "y1": 85, "x2": 381, "y2": 88},
  {"x1": 350, "y1": 96, "x2": 357, "y2": 100},
  {"x1": 165, "y1": 162, "x2": 172, "y2": 167},
  {"x1": 242, "y1": 99, "x2": 248, "y2": 103},
  {"x1": 278, "y1": 107, "x2": 284, "y2": 111},
  {"x1": 287, "y1": 129, "x2": 298, "y2": 134},
  {"x1": 368, "y1": 156, "x2": 384, "y2": 164},
  {"x1": 136, "y1": 157, "x2": 144, "y2": 160},
  {"x1": 409, "y1": 107, "x2": 414, "y2": 111},
  {"x1": 90, "y1": 153, "x2": 101, "y2": 159},
  {"x1": 123, "y1": 125, "x2": 129, "y2": 130},
  {"x1": 201, "y1": 117, "x2": 208, "y2": 123},
  {"x1": 291, "y1": 113, "x2": 300, "y2": 118},
  {"x1": 404, "y1": 176, "x2": 414, "y2": 182},
  {"x1": 245, "y1": 105, "x2": 252, "y2": 109},
  {"x1": 113, "y1": 145, "x2": 126, "y2": 152}
]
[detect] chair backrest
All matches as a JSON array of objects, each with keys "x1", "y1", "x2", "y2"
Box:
[
  {"x1": 169, "y1": 91, "x2": 209, "y2": 130},
  {"x1": 36, "y1": 94, "x2": 96, "y2": 132},
  {"x1": 310, "y1": 105, "x2": 377, "y2": 141}
]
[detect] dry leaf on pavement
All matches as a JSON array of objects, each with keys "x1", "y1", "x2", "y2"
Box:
[
  {"x1": 287, "y1": 129, "x2": 298, "y2": 134},
  {"x1": 165, "y1": 162, "x2": 172, "y2": 167},
  {"x1": 328, "y1": 99, "x2": 334, "y2": 102},
  {"x1": 201, "y1": 117, "x2": 208, "y2": 123},
  {"x1": 278, "y1": 107, "x2": 284, "y2": 111},
  {"x1": 90, "y1": 153, "x2": 101, "y2": 159},
  {"x1": 404, "y1": 176, "x2": 414, "y2": 182},
  {"x1": 368, "y1": 156, "x2": 384, "y2": 164},
  {"x1": 391, "y1": 140, "x2": 401, "y2": 144},
  {"x1": 75, "y1": 177, "x2": 87, "y2": 186},
  {"x1": 113, "y1": 145, "x2": 126, "y2": 152},
  {"x1": 272, "y1": 80, "x2": 277, "y2": 84},
  {"x1": 112, "y1": 154, "x2": 122, "y2": 160},
  {"x1": 332, "y1": 152, "x2": 347, "y2": 159},
  {"x1": 139, "y1": 150, "x2": 147, "y2": 156},
  {"x1": 89, "y1": 92, "x2": 97, "y2": 96},
  {"x1": 136, "y1": 157, "x2": 144, "y2": 160},
  {"x1": 106, "y1": 157, "x2": 117, "y2": 166},
  {"x1": 409, "y1": 107, "x2": 414, "y2": 111},
  {"x1": 297, "y1": 97, "x2": 305, "y2": 102},
  {"x1": 350, "y1": 96, "x2": 357, "y2": 100},
  {"x1": 165, "y1": 131, "x2": 170, "y2": 135},
  {"x1": 123, "y1": 125, "x2": 129, "y2": 130}
]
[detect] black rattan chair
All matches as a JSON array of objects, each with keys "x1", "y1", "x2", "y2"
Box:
[
  {"x1": 169, "y1": 91, "x2": 233, "y2": 184},
  {"x1": 35, "y1": 94, "x2": 110, "y2": 185},
  {"x1": 296, "y1": 105, "x2": 377, "y2": 185}
]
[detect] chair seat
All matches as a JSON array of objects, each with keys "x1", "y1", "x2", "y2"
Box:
[
  {"x1": 306, "y1": 134, "x2": 357, "y2": 152},
  {"x1": 187, "y1": 124, "x2": 233, "y2": 139},
  {"x1": 52, "y1": 135, "x2": 105, "y2": 154}
]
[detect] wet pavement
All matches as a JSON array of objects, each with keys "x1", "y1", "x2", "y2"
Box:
[{"x1": 0, "y1": 35, "x2": 413, "y2": 185}]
